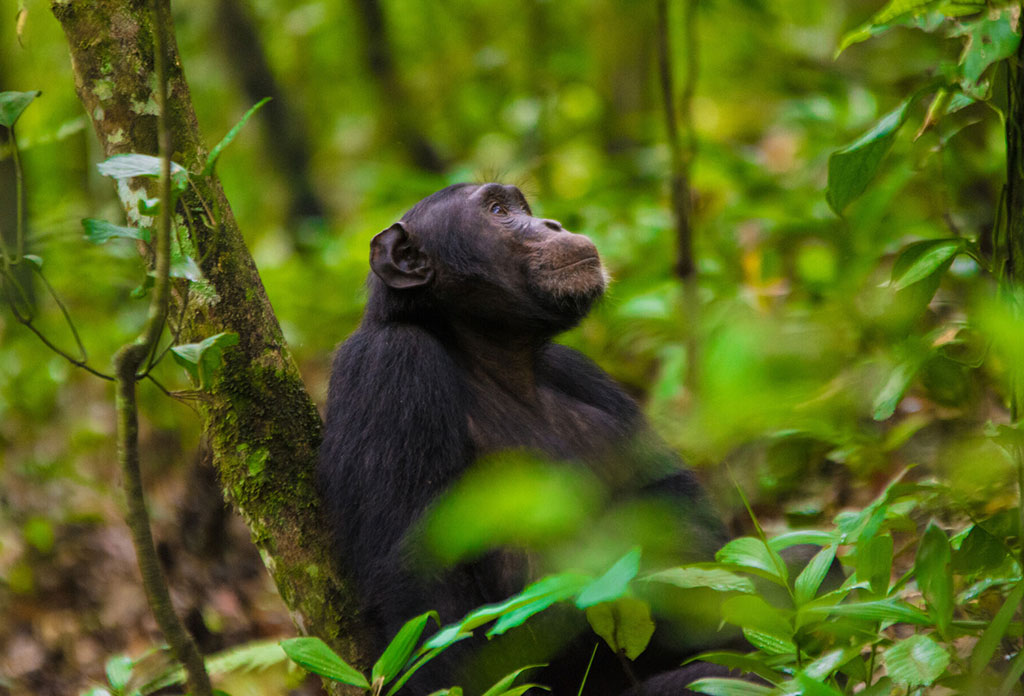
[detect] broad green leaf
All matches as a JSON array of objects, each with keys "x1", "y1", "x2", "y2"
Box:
[
  {"x1": 585, "y1": 597, "x2": 655, "y2": 660},
  {"x1": 82, "y1": 689, "x2": 113, "y2": 696},
  {"x1": 0, "y1": 90, "x2": 40, "y2": 128},
  {"x1": 960, "y1": 12, "x2": 1020, "y2": 85},
  {"x1": 953, "y1": 524, "x2": 1008, "y2": 574},
  {"x1": 915, "y1": 523, "x2": 953, "y2": 637},
  {"x1": 795, "y1": 674, "x2": 845, "y2": 696},
  {"x1": 96, "y1": 153, "x2": 184, "y2": 179},
  {"x1": 372, "y1": 611, "x2": 438, "y2": 685},
  {"x1": 203, "y1": 97, "x2": 272, "y2": 176},
  {"x1": 170, "y1": 332, "x2": 240, "y2": 390},
  {"x1": 742, "y1": 628, "x2": 797, "y2": 655},
  {"x1": 279, "y1": 637, "x2": 369, "y2": 688},
  {"x1": 854, "y1": 533, "x2": 894, "y2": 595},
  {"x1": 826, "y1": 99, "x2": 912, "y2": 214},
  {"x1": 891, "y1": 239, "x2": 964, "y2": 290},
  {"x1": 82, "y1": 218, "x2": 151, "y2": 245},
  {"x1": 801, "y1": 598, "x2": 931, "y2": 625},
  {"x1": 686, "y1": 651, "x2": 786, "y2": 685},
  {"x1": 687, "y1": 677, "x2": 774, "y2": 696},
  {"x1": 480, "y1": 665, "x2": 545, "y2": 696},
  {"x1": 23, "y1": 254, "x2": 42, "y2": 267},
  {"x1": 803, "y1": 646, "x2": 865, "y2": 681},
  {"x1": 768, "y1": 531, "x2": 837, "y2": 551},
  {"x1": 716, "y1": 537, "x2": 787, "y2": 584},
  {"x1": 794, "y1": 545, "x2": 837, "y2": 606},
  {"x1": 970, "y1": 580, "x2": 1024, "y2": 675},
  {"x1": 883, "y1": 634, "x2": 950, "y2": 687},
  {"x1": 576, "y1": 547, "x2": 641, "y2": 608},
  {"x1": 645, "y1": 567, "x2": 755, "y2": 594},
  {"x1": 105, "y1": 654, "x2": 133, "y2": 691},
  {"x1": 721, "y1": 595, "x2": 791, "y2": 637},
  {"x1": 872, "y1": 358, "x2": 921, "y2": 421},
  {"x1": 426, "y1": 689, "x2": 463, "y2": 696}
]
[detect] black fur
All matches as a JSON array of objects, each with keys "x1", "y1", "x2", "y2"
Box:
[{"x1": 319, "y1": 184, "x2": 731, "y2": 695}]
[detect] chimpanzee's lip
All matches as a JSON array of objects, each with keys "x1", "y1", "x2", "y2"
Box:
[{"x1": 553, "y1": 256, "x2": 600, "y2": 271}]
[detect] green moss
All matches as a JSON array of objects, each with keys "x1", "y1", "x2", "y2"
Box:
[{"x1": 247, "y1": 447, "x2": 268, "y2": 478}]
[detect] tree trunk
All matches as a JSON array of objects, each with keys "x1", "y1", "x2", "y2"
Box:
[{"x1": 50, "y1": 0, "x2": 369, "y2": 682}]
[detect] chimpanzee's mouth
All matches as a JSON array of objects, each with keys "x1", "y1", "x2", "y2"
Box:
[{"x1": 553, "y1": 256, "x2": 600, "y2": 271}]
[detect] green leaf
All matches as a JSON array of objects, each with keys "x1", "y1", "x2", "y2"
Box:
[
  {"x1": 585, "y1": 597, "x2": 655, "y2": 660},
  {"x1": 795, "y1": 673, "x2": 845, "y2": 696},
  {"x1": 721, "y1": 595, "x2": 792, "y2": 637},
  {"x1": 424, "y1": 573, "x2": 589, "y2": 650},
  {"x1": 385, "y1": 640, "x2": 471, "y2": 696},
  {"x1": 959, "y1": 11, "x2": 1021, "y2": 85},
  {"x1": 279, "y1": 637, "x2": 369, "y2": 688},
  {"x1": 96, "y1": 153, "x2": 184, "y2": 179},
  {"x1": 802, "y1": 598, "x2": 931, "y2": 625},
  {"x1": 0, "y1": 90, "x2": 40, "y2": 128},
  {"x1": 835, "y1": 0, "x2": 982, "y2": 54},
  {"x1": 854, "y1": 533, "x2": 894, "y2": 595},
  {"x1": 915, "y1": 523, "x2": 953, "y2": 637},
  {"x1": 970, "y1": 580, "x2": 1024, "y2": 675},
  {"x1": 803, "y1": 646, "x2": 865, "y2": 681},
  {"x1": 170, "y1": 332, "x2": 240, "y2": 390},
  {"x1": 687, "y1": 677, "x2": 774, "y2": 696},
  {"x1": 826, "y1": 98, "x2": 912, "y2": 214},
  {"x1": 794, "y1": 545, "x2": 837, "y2": 606},
  {"x1": 105, "y1": 654, "x2": 133, "y2": 691},
  {"x1": 372, "y1": 612, "x2": 438, "y2": 685},
  {"x1": 953, "y1": 524, "x2": 1008, "y2": 574},
  {"x1": 715, "y1": 537, "x2": 787, "y2": 584},
  {"x1": 686, "y1": 651, "x2": 786, "y2": 685},
  {"x1": 872, "y1": 358, "x2": 921, "y2": 421},
  {"x1": 480, "y1": 665, "x2": 545, "y2": 696},
  {"x1": 576, "y1": 547, "x2": 641, "y2": 608},
  {"x1": 487, "y1": 596, "x2": 561, "y2": 637},
  {"x1": 82, "y1": 218, "x2": 151, "y2": 245},
  {"x1": 741, "y1": 628, "x2": 797, "y2": 655},
  {"x1": 768, "y1": 530, "x2": 837, "y2": 551},
  {"x1": 23, "y1": 254, "x2": 42, "y2": 268},
  {"x1": 645, "y1": 566, "x2": 755, "y2": 594},
  {"x1": 203, "y1": 97, "x2": 271, "y2": 176},
  {"x1": 169, "y1": 253, "x2": 202, "y2": 281},
  {"x1": 883, "y1": 634, "x2": 950, "y2": 687},
  {"x1": 891, "y1": 239, "x2": 964, "y2": 291}
]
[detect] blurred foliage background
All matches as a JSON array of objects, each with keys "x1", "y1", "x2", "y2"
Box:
[{"x1": 0, "y1": 0, "x2": 1019, "y2": 694}]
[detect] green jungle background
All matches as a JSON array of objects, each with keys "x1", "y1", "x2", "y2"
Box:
[{"x1": 4, "y1": 1, "x2": 1024, "y2": 695}]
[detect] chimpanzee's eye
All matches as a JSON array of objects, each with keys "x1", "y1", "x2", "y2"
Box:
[{"x1": 490, "y1": 203, "x2": 508, "y2": 216}]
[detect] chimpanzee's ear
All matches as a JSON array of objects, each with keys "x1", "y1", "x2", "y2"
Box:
[{"x1": 370, "y1": 221, "x2": 434, "y2": 289}]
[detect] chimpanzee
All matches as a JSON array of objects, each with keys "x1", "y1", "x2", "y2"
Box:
[{"x1": 318, "y1": 183, "x2": 733, "y2": 695}]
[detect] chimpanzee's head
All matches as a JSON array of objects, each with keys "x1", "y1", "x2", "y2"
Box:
[{"x1": 366, "y1": 183, "x2": 608, "y2": 337}]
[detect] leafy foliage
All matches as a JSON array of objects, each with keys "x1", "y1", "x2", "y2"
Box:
[{"x1": 5, "y1": 0, "x2": 1024, "y2": 694}]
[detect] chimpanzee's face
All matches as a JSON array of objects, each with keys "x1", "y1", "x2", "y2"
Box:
[
  {"x1": 460, "y1": 183, "x2": 608, "y2": 320},
  {"x1": 371, "y1": 183, "x2": 608, "y2": 335}
]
